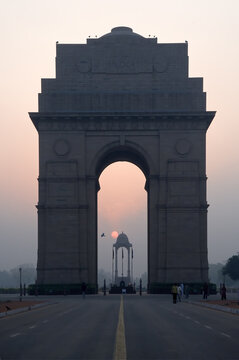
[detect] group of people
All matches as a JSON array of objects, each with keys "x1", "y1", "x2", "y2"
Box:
[
  {"x1": 171, "y1": 283, "x2": 186, "y2": 304},
  {"x1": 172, "y1": 282, "x2": 227, "y2": 303}
]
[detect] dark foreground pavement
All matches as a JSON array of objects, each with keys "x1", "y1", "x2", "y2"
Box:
[{"x1": 0, "y1": 294, "x2": 238, "y2": 360}]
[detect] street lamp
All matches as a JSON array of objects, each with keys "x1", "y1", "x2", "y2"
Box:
[{"x1": 19, "y1": 267, "x2": 22, "y2": 302}]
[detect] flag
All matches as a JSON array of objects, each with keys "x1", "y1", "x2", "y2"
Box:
[
  {"x1": 122, "y1": 248, "x2": 124, "y2": 259},
  {"x1": 131, "y1": 248, "x2": 133, "y2": 259}
]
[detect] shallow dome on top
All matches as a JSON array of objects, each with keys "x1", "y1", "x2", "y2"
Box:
[
  {"x1": 114, "y1": 232, "x2": 131, "y2": 248},
  {"x1": 100, "y1": 26, "x2": 144, "y2": 39}
]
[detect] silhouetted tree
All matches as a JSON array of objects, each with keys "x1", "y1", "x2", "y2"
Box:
[
  {"x1": 0, "y1": 264, "x2": 36, "y2": 288},
  {"x1": 222, "y1": 255, "x2": 239, "y2": 281},
  {"x1": 9, "y1": 264, "x2": 36, "y2": 286}
]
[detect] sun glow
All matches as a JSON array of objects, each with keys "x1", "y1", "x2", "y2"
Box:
[{"x1": 111, "y1": 231, "x2": 118, "y2": 239}]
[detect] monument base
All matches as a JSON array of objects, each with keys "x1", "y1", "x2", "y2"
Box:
[
  {"x1": 28, "y1": 283, "x2": 98, "y2": 295},
  {"x1": 109, "y1": 285, "x2": 136, "y2": 294},
  {"x1": 148, "y1": 282, "x2": 217, "y2": 295}
]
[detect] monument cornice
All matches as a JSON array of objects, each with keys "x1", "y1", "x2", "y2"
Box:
[
  {"x1": 29, "y1": 111, "x2": 216, "y2": 132},
  {"x1": 157, "y1": 204, "x2": 209, "y2": 210},
  {"x1": 36, "y1": 204, "x2": 89, "y2": 210}
]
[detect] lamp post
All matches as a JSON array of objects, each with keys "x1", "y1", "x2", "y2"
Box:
[
  {"x1": 19, "y1": 267, "x2": 22, "y2": 302},
  {"x1": 103, "y1": 279, "x2": 106, "y2": 296}
]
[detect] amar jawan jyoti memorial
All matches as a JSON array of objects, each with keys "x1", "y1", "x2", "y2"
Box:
[{"x1": 29, "y1": 27, "x2": 215, "y2": 294}]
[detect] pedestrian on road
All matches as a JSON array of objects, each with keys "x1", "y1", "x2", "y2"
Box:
[
  {"x1": 81, "y1": 282, "x2": 87, "y2": 299},
  {"x1": 177, "y1": 285, "x2": 182, "y2": 302},
  {"x1": 185, "y1": 284, "x2": 190, "y2": 299},
  {"x1": 221, "y1": 283, "x2": 227, "y2": 300},
  {"x1": 180, "y1": 283, "x2": 184, "y2": 298},
  {"x1": 202, "y1": 282, "x2": 208, "y2": 299},
  {"x1": 171, "y1": 284, "x2": 178, "y2": 304}
]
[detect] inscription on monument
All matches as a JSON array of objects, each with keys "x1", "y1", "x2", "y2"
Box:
[{"x1": 92, "y1": 55, "x2": 152, "y2": 73}]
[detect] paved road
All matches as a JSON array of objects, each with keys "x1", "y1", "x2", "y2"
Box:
[
  {"x1": 124, "y1": 296, "x2": 239, "y2": 360},
  {"x1": 0, "y1": 295, "x2": 238, "y2": 359}
]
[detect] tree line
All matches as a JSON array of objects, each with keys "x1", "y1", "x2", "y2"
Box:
[
  {"x1": 0, "y1": 264, "x2": 36, "y2": 288},
  {"x1": 0, "y1": 254, "x2": 238, "y2": 288}
]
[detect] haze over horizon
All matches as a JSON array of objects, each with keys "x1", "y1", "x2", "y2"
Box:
[{"x1": 1, "y1": 0, "x2": 238, "y2": 277}]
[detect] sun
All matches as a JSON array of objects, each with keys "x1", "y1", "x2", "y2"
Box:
[{"x1": 111, "y1": 231, "x2": 118, "y2": 239}]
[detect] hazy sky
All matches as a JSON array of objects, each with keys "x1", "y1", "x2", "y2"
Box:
[{"x1": 1, "y1": 0, "x2": 239, "y2": 277}]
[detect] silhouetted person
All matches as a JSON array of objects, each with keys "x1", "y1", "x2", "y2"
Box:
[
  {"x1": 185, "y1": 285, "x2": 190, "y2": 299},
  {"x1": 171, "y1": 284, "x2": 178, "y2": 304},
  {"x1": 81, "y1": 282, "x2": 87, "y2": 298},
  {"x1": 203, "y1": 283, "x2": 208, "y2": 299},
  {"x1": 221, "y1": 283, "x2": 227, "y2": 300},
  {"x1": 177, "y1": 285, "x2": 182, "y2": 302},
  {"x1": 180, "y1": 283, "x2": 184, "y2": 298}
]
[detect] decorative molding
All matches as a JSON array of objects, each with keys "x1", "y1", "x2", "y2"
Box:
[
  {"x1": 39, "y1": 177, "x2": 83, "y2": 183},
  {"x1": 29, "y1": 112, "x2": 215, "y2": 132},
  {"x1": 175, "y1": 138, "x2": 192, "y2": 155},
  {"x1": 157, "y1": 204, "x2": 209, "y2": 210},
  {"x1": 53, "y1": 139, "x2": 71, "y2": 156},
  {"x1": 36, "y1": 204, "x2": 88, "y2": 210}
]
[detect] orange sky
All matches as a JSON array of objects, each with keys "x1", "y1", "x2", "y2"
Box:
[{"x1": 98, "y1": 163, "x2": 147, "y2": 276}]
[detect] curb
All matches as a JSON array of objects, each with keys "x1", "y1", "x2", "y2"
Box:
[
  {"x1": 0, "y1": 302, "x2": 56, "y2": 318},
  {"x1": 187, "y1": 300, "x2": 239, "y2": 315}
]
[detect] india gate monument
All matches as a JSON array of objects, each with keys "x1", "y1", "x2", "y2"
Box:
[{"x1": 29, "y1": 26, "x2": 215, "y2": 294}]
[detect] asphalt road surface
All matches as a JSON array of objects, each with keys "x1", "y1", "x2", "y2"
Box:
[{"x1": 0, "y1": 294, "x2": 238, "y2": 360}]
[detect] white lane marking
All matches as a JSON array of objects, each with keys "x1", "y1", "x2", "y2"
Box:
[
  {"x1": 42, "y1": 319, "x2": 48, "y2": 323},
  {"x1": 204, "y1": 325, "x2": 212, "y2": 330},
  {"x1": 185, "y1": 316, "x2": 191, "y2": 320},
  {"x1": 29, "y1": 325, "x2": 37, "y2": 329},
  {"x1": 56, "y1": 308, "x2": 77, "y2": 317},
  {"x1": 221, "y1": 332, "x2": 231, "y2": 338},
  {"x1": 194, "y1": 320, "x2": 200, "y2": 325},
  {"x1": 10, "y1": 333, "x2": 21, "y2": 338}
]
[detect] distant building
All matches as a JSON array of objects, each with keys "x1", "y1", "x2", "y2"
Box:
[{"x1": 113, "y1": 232, "x2": 133, "y2": 287}]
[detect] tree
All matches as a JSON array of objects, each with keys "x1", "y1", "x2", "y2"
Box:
[
  {"x1": 222, "y1": 255, "x2": 239, "y2": 281},
  {"x1": 9, "y1": 264, "x2": 36, "y2": 287},
  {"x1": 208, "y1": 263, "x2": 224, "y2": 285}
]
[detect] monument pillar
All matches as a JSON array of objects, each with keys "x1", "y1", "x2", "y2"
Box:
[
  {"x1": 115, "y1": 248, "x2": 118, "y2": 282},
  {"x1": 127, "y1": 248, "x2": 130, "y2": 281}
]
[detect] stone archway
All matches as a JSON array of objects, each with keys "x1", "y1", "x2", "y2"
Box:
[
  {"x1": 29, "y1": 26, "x2": 215, "y2": 293},
  {"x1": 95, "y1": 145, "x2": 150, "y2": 290}
]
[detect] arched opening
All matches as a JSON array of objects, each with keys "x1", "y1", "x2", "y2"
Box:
[{"x1": 98, "y1": 162, "x2": 147, "y2": 290}]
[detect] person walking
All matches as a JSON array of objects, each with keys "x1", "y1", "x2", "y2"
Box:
[
  {"x1": 171, "y1": 284, "x2": 178, "y2": 304},
  {"x1": 202, "y1": 282, "x2": 208, "y2": 299},
  {"x1": 185, "y1": 284, "x2": 190, "y2": 299},
  {"x1": 180, "y1": 283, "x2": 184, "y2": 299},
  {"x1": 177, "y1": 285, "x2": 182, "y2": 302},
  {"x1": 221, "y1": 283, "x2": 227, "y2": 300}
]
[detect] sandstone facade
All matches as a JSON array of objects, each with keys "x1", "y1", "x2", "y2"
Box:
[{"x1": 30, "y1": 27, "x2": 215, "y2": 290}]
